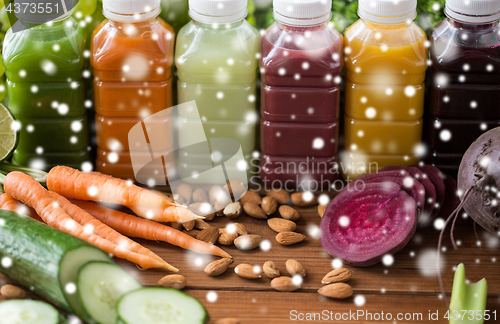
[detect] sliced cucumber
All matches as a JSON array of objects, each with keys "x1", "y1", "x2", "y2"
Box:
[
  {"x1": 0, "y1": 300, "x2": 67, "y2": 324},
  {"x1": 77, "y1": 261, "x2": 142, "y2": 324},
  {"x1": 117, "y1": 288, "x2": 208, "y2": 324}
]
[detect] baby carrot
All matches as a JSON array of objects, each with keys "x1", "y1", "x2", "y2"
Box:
[
  {"x1": 4, "y1": 171, "x2": 174, "y2": 270},
  {"x1": 0, "y1": 193, "x2": 42, "y2": 222},
  {"x1": 50, "y1": 192, "x2": 177, "y2": 272},
  {"x1": 72, "y1": 200, "x2": 232, "y2": 259},
  {"x1": 47, "y1": 166, "x2": 199, "y2": 223}
]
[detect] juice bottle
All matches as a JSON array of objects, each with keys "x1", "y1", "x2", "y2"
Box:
[
  {"x1": 3, "y1": 11, "x2": 90, "y2": 171},
  {"x1": 91, "y1": 0, "x2": 175, "y2": 179},
  {"x1": 343, "y1": 0, "x2": 428, "y2": 177},
  {"x1": 260, "y1": 0, "x2": 343, "y2": 190},
  {"x1": 428, "y1": 0, "x2": 500, "y2": 175},
  {"x1": 175, "y1": 0, "x2": 260, "y2": 179}
]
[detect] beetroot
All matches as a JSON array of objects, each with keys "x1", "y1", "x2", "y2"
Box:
[
  {"x1": 348, "y1": 170, "x2": 425, "y2": 218},
  {"x1": 320, "y1": 182, "x2": 417, "y2": 267},
  {"x1": 382, "y1": 166, "x2": 437, "y2": 219},
  {"x1": 437, "y1": 175, "x2": 459, "y2": 219},
  {"x1": 456, "y1": 127, "x2": 500, "y2": 236},
  {"x1": 415, "y1": 164, "x2": 446, "y2": 215}
]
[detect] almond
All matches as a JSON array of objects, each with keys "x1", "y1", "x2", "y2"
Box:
[
  {"x1": 192, "y1": 188, "x2": 209, "y2": 203},
  {"x1": 209, "y1": 185, "x2": 230, "y2": 205},
  {"x1": 214, "y1": 196, "x2": 232, "y2": 214},
  {"x1": 278, "y1": 205, "x2": 300, "y2": 221},
  {"x1": 268, "y1": 218, "x2": 296, "y2": 233},
  {"x1": 240, "y1": 191, "x2": 261, "y2": 205},
  {"x1": 322, "y1": 268, "x2": 352, "y2": 284},
  {"x1": 189, "y1": 202, "x2": 216, "y2": 220},
  {"x1": 176, "y1": 183, "x2": 192, "y2": 203},
  {"x1": 214, "y1": 318, "x2": 240, "y2": 324},
  {"x1": 218, "y1": 228, "x2": 238, "y2": 245},
  {"x1": 205, "y1": 211, "x2": 216, "y2": 221},
  {"x1": 0, "y1": 285, "x2": 26, "y2": 300},
  {"x1": 261, "y1": 196, "x2": 278, "y2": 215},
  {"x1": 182, "y1": 229, "x2": 200, "y2": 238},
  {"x1": 318, "y1": 204, "x2": 327, "y2": 217},
  {"x1": 158, "y1": 274, "x2": 186, "y2": 289},
  {"x1": 266, "y1": 189, "x2": 290, "y2": 205},
  {"x1": 285, "y1": 259, "x2": 306, "y2": 276},
  {"x1": 243, "y1": 202, "x2": 267, "y2": 220},
  {"x1": 171, "y1": 222, "x2": 183, "y2": 230},
  {"x1": 263, "y1": 261, "x2": 280, "y2": 279},
  {"x1": 276, "y1": 232, "x2": 305, "y2": 246},
  {"x1": 195, "y1": 219, "x2": 211, "y2": 230},
  {"x1": 234, "y1": 223, "x2": 248, "y2": 235},
  {"x1": 234, "y1": 234, "x2": 262, "y2": 251},
  {"x1": 318, "y1": 283, "x2": 353, "y2": 299},
  {"x1": 182, "y1": 220, "x2": 195, "y2": 231},
  {"x1": 196, "y1": 227, "x2": 220, "y2": 244},
  {"x1": 270, "y1": 276, "x2": 300, "y2": 292},
  {"x1": 223, "y1": 202, "x2": 242, "y2": 218},
  {"x1": 234, "y1": 264, "x2": 261, "y2": 279},
  {"x1": 204, "y1": 258, "x2": 233, "y2": 276},
  {"x1": 173, "y1": 193, "x2": 186, "y2": 205},
  {"x1": 224, "y1": 179, "x2": 246, "y2": 199},
  {"x1": 291, "y1": 192, "x2": 318, "y2": 207}
]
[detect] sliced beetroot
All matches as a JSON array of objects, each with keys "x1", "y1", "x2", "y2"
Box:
[
  {"x1": 320, "y1": 182, "x2": 417, "y2": 267},
  {"x1": 437, "y1": 174, "x2": 460, "y2": 219},
  {"x1": 415, "y1": 165, "x2": 446, "y2": 216},
  {"x1": 382, "y1": 166, "x2": 437, "y2": 222},
  {"x1": 348, "y1": 170, "x2": 425, "y2": 218}
]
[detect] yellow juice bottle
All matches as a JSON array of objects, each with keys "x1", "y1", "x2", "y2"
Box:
[{"x1": 343, "y1": 0, "x2": 427, "y2": 177}]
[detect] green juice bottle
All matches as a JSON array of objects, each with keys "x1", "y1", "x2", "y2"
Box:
[
  {"x1": 175, "y1": 0, "x2": 260, "y2": 177},
  {"x1": 3, "y1": 11, "x2": 90, "y2": 171}
]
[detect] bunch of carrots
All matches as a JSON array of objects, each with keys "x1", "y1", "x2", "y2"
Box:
[{"x1": 0, "y1": 166, "x2": 231, "y2": 272}]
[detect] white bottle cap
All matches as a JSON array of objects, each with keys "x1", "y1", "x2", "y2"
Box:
[
  {"x1": 273, "y1": 0, "x2": 332, "y2": 26},
  {"x1": 189, "y1": 0, "x2": 248, "y2": 24},
  {"x1": 103, "y1": 0, "x2": 161, "y2": 21},
  {"x1": 358, "y1": 0, "x2": 417, "y2": 24},
  {"x1": 446, "y1": 0, "x2": 500, "y2": 23}
]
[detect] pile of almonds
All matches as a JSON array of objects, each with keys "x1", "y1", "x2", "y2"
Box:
[{"x1": 318, "y1": 268, "x2": 354, "y2": 299}]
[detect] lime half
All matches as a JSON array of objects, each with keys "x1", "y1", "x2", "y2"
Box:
[{"x1": 0, "y1": 104, "x2": 18, "y2": 162}]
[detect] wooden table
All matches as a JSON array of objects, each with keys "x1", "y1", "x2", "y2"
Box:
[{"x1": 2, "y1": 202, "x2": 500, "y2": 323}]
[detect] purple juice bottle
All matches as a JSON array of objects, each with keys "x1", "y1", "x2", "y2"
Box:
[
  {"x1": 428, "y1": 0, "x2": 500, "y2": 175},
  {"x1": 260, "y1": 0, "x2": 343, "y2": 190}
]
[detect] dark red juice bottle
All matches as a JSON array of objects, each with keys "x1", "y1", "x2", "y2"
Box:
[
  {"x1": 260, "y1": 0, "x2": 343, "y2": 190},
  {"x1": 428, "y1": 0, "x2": 500, "y2": 175}
]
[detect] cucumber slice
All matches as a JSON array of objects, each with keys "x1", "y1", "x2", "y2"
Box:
[
  {"x1": 117, "y1": 288, "x2": 208, "y2": 324},
  {"x1": 77, "y1": 262, "x2": 141, "y2": 324},
  {"x1": 0, "y1": 300, "x2": 67, "y2": 324},
  {"x1": 0, "y1": 210, "x2": 112, "y2": 320}
]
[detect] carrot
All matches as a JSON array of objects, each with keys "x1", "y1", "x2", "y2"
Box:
[
  {"x1": 72, "y1": 200, "x2": 232, "y2": 259},
  {"x1": 47, "y1": 166, "x2": 199, "y2": 223},
  {"x1": 0, "y1": 193, "x2": 43, "y2": 222},
  {"x1": 4, "y1": 171, "x2": 175, "y2": 271},
  {"x1": 49, "y1": 192, "x2": 177, "y2": 272}
]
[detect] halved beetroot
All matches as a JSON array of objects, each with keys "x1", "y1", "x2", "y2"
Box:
[
  {"x1": 320, "y1": 182, "x2": 417, "y2": 267},
  {"x1": 347, "y1": 170, "x2": 425, "y2": 218},
  {"x1": 382, "y1": 166, "x2": 437, "y2": 222},
  {"x1": 415, "y1": 164, "x2": 446, "y2": 216}
]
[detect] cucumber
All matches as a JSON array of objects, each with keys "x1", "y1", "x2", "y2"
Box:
[
  {"x1": 117, "y1": 288, "x2": 208, "y2": 324},
  {"x1": 0, "y1": 299, "x2": 68, "y2": 324},
  {"x1": 0, "y1": 210, "x2": 112, "y2": 321},
  {"x1": 77, "y1": 261, "x2": 142, "y2": 324}
]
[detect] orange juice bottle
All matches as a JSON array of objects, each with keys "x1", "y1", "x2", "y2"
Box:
[
  {"x1": 343, "y1": 0, "x2": 427, "y2": 177},
  {"x1": 91, "y1": 0, "x2": 174, "y2": 179}
]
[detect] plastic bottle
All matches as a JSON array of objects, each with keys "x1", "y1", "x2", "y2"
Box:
[
  {"x1": 428, "y1": 0, "x2": 500, "y2": 175},
  {"x1": 175, "y1": 0, "x2": 260, "y2": 179},
  {"x1": 3, "y1": 8, "x2": 90, "y2": 171},
  {"x1": 91, "y1": 0, "x2": 175, "y2": 179},
  {"x1": 343, "y1": 0, "x2": 428, "y2": 177},
  {"x1": 260, "y1": 0, "x2": 343, "y2": 190}
]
